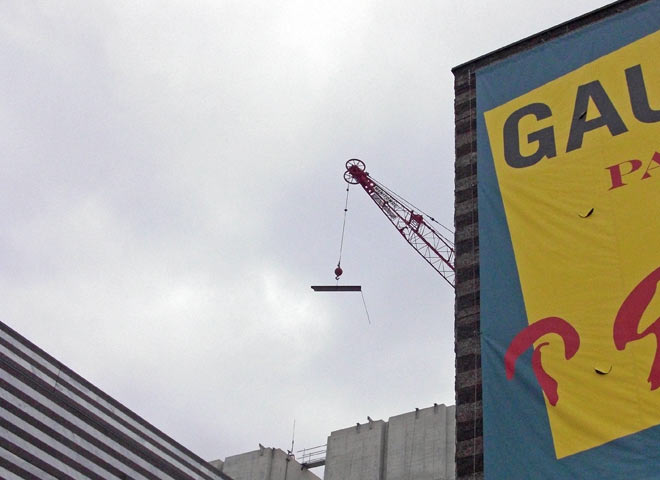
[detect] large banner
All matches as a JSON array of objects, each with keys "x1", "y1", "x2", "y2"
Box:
[{"x1": 477, "y1": 2, "x2": 660, "y2": 478}]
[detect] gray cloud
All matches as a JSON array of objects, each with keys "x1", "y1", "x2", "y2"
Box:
[{"x1": 1, "y1": 0, "x2": 607, "y2": 468}]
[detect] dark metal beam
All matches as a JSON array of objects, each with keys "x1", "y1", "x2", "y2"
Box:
[{"x1": 310, "y1": 285, "x2": 361, "y2": 292}]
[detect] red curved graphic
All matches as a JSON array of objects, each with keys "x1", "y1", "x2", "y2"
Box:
[
  {"x1": 613, "y1": 266, "x2": 660, "y2": 389},
  {"x1": 505, "y1": 317, "x2": 580, "y2": 406}
]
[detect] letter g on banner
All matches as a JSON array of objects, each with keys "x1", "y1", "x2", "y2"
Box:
[{"x1": 503, "y1": 103, "x2": 557, "y2": 168}]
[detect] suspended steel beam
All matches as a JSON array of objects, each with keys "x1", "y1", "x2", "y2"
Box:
[{"x1": 311, "y1": 285, "x2": 362, "y2": 292}]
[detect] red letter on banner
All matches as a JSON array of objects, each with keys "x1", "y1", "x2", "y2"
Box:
[
  {"x1": 642, "y1": 152, "x2": 660, "y2": 180},
  {"x1": 505, "y1": 317, "x2": 580, "y2": 406},
  {"x1": 606, "y1": 159, "x2": 642, "y2": 190},
  {"x1": 613, "y1": 266, "x2": 660, "y2": 389}
]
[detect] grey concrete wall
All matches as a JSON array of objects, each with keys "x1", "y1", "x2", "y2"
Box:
[
  {"x1": 385, "y1": 404, "x2": 455, "y2": 480},
  {"x1": 220, "y1": 447, "x2": 320, "y2": 480},
  {"x1": 324, "y1": 420, "x2": 386, "y2": 480},
  {"x1": 323, "y1": 404, "x2": 455, "y2": 480},
  {"x1": 210, "y1": 459, "x2": 225, "y2": 471}
]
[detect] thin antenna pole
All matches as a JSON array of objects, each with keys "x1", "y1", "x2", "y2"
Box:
[{"x1": 290, "y1": 419, "x2": 296, "y2": 457}]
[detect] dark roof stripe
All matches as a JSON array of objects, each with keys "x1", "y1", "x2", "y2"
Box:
[
  {"x1": 0, "y1": 332, "x2": 218, "y2": 480},
  {"x1": 0, "y1": 320, "x2": 222, "y2": 479},
  {"x1": 0, "y1": 418, "x2": 107, "y2": 480},
  {"x1": 0, "y1": 354, "x2": 199, "y2": 480},
  {"x1": 0, "y1": 435, "x2": 76, "y2": 480},
  {"x1": 0, "y1": 460, "x2": 43, "y2": 480},
  {"x1": 0, "y1": 381, "x2": 163, "y2": 480},
  {"x1": 1, "y1": 398, "x2": 131, "y2": 479}
]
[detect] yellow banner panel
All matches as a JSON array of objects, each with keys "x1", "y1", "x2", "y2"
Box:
[{"x1": 485, "y1": 30, "x2": 660, "y2": 459}]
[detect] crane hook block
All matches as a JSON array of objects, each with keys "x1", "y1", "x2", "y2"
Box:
[{"x1": 334, "y1": 266, "x2": 343, "y2": 280}]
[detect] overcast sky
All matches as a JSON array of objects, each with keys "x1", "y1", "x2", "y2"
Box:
[{"x1": 1, "y1": 0, "x2": 609, "y2": 474}]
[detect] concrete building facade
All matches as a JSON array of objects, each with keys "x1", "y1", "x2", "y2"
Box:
[
  {"x1": 211, "y1": 404, "x2": 455, "y2": 480},
  {"x1": 0, "y1": 320, "x2": 230, "y2": 480},
  {"x1": 323, "y1": 404, "x2": 455, "y2": 480},
  {"x1": 212, "y1": 448, "x2": 321, "y2": 480}
]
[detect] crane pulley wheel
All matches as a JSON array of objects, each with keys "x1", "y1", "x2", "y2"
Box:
[{"x1": 344, "y1": 159, "x2": 365, "y2": 184}]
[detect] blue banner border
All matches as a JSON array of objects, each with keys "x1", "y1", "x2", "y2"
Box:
[{"x1": 477, "y1": 2, "x2": 660, "y2": 478}]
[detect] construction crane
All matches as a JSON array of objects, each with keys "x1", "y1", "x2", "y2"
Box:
[{"x1": 343, "y1": 159, "x2": 455, "y2": 288}]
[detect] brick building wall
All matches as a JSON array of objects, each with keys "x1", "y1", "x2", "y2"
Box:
[{"x1": 453, "y1": 66, "x2": 481, "y2": 480}]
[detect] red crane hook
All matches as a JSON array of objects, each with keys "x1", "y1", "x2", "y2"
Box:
[{"x1": 334, "y1": 265, "x2": 343, "y2": 280}]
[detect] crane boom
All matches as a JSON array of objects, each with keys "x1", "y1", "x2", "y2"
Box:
[{"x1": 343, "y1": 159, "x2": 455, "y2": 288}]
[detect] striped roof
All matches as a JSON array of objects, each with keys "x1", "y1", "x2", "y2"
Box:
[{"x1": 0, "y1": 320, "x2": 233, "y2": 480}]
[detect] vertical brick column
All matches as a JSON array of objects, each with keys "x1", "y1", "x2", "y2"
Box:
[{"x1": 453, "y1": 68, "x2": 482, "y2": 480}]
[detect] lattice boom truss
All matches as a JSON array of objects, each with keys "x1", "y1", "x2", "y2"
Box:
[{"x1": 344, "y1": 159, "x2": 455, "y2": 288}]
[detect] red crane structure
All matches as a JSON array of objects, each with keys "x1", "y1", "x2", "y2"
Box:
[{"x1": 343, "y1": 159, "x2": 455, "y2": 288}]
